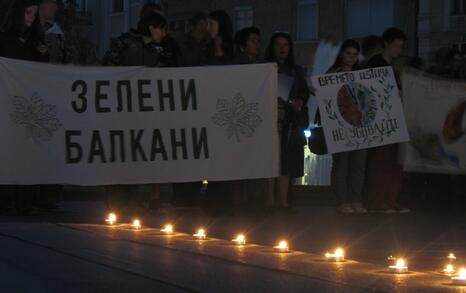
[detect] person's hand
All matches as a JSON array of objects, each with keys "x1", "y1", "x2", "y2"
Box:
[
  {"x1": 291, "y1": 98, "x2": 304, "y2": 112},
  {"x1": 37, "y1": 44, "x2": 48, "y2": 55}
]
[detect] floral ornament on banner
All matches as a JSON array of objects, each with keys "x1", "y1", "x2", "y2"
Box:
[
  {"x1": 10, "y1": 93, "x2": 62, "y2": 143},
  {"x1": 324, "y1": 77, "x2": 396, "y2": 149},
  {"x1": 211, "y1": 93, "x2": 262, "y2": 142},
  {"x1": 371, "y1": 75, "x2": 394, "y2": 120}
]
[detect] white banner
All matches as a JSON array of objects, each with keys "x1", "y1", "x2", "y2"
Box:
[
  {"x1": 0, "y1": 57, "x2": 279, "y2": 185},
  {"x1": 403, "y1": 70, "x2": 466, "y2": 174},
  {"x1": 312, "y1": 67, "x2": 410, "y2": 154}
]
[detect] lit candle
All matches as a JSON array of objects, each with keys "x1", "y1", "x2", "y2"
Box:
[
  {"x1": 105, "y1": 213, "x2": 117, "y2": 225},
  {"x1": 273, "y1": 240, "x2": 289, "y2": 253},
  {"x1": 132, "y1": 219, "x2": 141, "y2": 230},
  {"x1": 193, "y1": 228, "x2": 207, "y2": 240},
  {"x1": 389, "y1": 258, "x2": 408, "y2": 273},
  {"x1": 232, "y1": 234, "x2": 246, "y2": 245},
  {"x1": 161, "y1": 224, "x2": 174, "y2": 235},
  {"x1": 325, "y1": 247, "x2": 345, "y2": 262},
  {"x1": 452, "y1": 268, "x2": 466, "y2": 285},
  {"x1": 444, "y1": 264, "x2": 455, "y2": 275},
  {"x1": 448, "y1": 253, "x2": 457, "y2": 261}
]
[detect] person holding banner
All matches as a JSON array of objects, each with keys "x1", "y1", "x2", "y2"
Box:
[
  {"x1": 0, "y1": 0, "x2": 48, "y2": 62},
  {"x1": 103, "y1": 11, "x2": 172, "y2": 218},
  {"x1": 102, "y1": 11, "x2": 175, "y2": 67},
  {"x1": 204, "y1": 10, "x2": 234, "y2": 65},
  {"x1": 39, "y1": 0, "x2": 66, "y2": 64},
  {"x1": 202, "y1": 10, "x2": 235, "y2": 214},
  {"x1": 365, "y1": 27, "x2": 410, "y2": 213},
  {"x1": 0, "y1": 0, "x2": 48, "y2": 215},
  {"x1": 264, "y1": 32, "x2": 310, "y2": 213},
  {"x1": 327, "y1": 39, "x2": 369, "y2": 214},
  {"x1": 229, "y1": 26, "x2": 264, "y2": 212},
  {"x1": 234, "y1": 26, "x2": 262, "y2": 64}
]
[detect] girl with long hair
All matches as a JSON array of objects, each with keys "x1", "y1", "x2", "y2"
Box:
[
  {"x1": 264, "y1": 32, "x2": 310, "y2": 213},
  {"x1": 327, "y1": 39, "x2": 368, "y2": 214},
  {"x1": 0, "y1": 0, "x2": 48, "y2": 61}
]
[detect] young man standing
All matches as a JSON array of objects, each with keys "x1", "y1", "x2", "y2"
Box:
[{"x1": 365, "y1": 27, "x2": 410, "y2": 213}]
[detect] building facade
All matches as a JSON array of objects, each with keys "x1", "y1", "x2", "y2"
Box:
[
  {"x1": 79, "y1": 0, "x2": 460, "y2": 67},
  {"x1": 165, "y1": 0, "x2": 418, "y2": 70},
  {"x1": 418, "y1": 0, "x2": 466, "y2": 61},
  {"x1": 76, "y1": 0, "x2": 161, "y2": 57}
]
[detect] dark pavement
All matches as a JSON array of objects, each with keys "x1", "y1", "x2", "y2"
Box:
[{"x1": 0, "y1": 199, "x2": 465, "y2": 292}]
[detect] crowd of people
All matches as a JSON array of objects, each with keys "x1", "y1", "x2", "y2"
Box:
[{"x1": 0, "y1": 0, "x2": 462, "y2": 217}]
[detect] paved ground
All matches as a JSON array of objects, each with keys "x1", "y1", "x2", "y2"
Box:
[{"x1": 0, "y1": 200, "x2": 465, "y2": 292}]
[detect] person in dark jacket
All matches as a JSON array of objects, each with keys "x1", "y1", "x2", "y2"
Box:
[
  {"x1": 174, "y1": 12, "x2": 209, "y2": 67},
  {"x1": 0, "y1": 0, "x2": 48, "y2": 216},
  {"x1": 228, "y1": 26, "x2": 264, "y2": 212},
  {"x1": 171, "y1": 12, "x2": 209, "y2": 207},
  {"x1": 327, "y1": 39, "x2": 368, "y2": 214},
  {"x1": 204, "y1": 10, "x2": 234, "y2": 65},
  {"x1": 264, "y1": 32, "x2": 310, "y2": 213},
  {"x1": 202, "y1": 10, "x2": 235, "y2": 215},
  {"x1": 234, "y1": 26, "x2": 262, "y2": 64},
  {"x1": 365, "y1": 27, "x2": 410, "y2": 213},
  {"x1": 0, "y1": 0, "x2": 48, "y2": 62},
  {"x1": 39, "y1": 0, "x2": 67, "y2": 64},
  {"x1": 102, "y1": 12, "x2": 172, "y2": 219},
  {"x1": 102, "y1": 12, "x2": 176, "y2": 67},
  {"x1": 360, "y1": 35, "x2": 382, "y2": 68}
]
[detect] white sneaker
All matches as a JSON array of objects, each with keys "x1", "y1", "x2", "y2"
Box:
[
  {"x1": 352, "y1": 203, "x2": 368, "y2": 214},
  {"x1": 338, "y1": 204, "x2": 355, "y2": 214}
]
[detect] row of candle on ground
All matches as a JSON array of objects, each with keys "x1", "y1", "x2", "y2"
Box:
[{"x1": 105, "y1": 213, "x2": 466, "y2": 285}]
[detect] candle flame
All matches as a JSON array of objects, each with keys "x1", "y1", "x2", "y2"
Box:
[
  {"x1": 335, "y1": 248, "x2": 344, "y2": 257},
  {"x1": 161, "y1": 224, "x2": 174, "y2": 234},
  {"x1": 395, "y1": 258, "x2": 406, "y2": 268},
  {"x1": 448, "y1": 253, "x2": 456, "y2": 260},
  {"x1": 232, "y1": 234, "x2": 246, "y2": 244},
  {"x1": 274, "y1": 240, "x2": 289, "y2": 252},
  {"x1": 459, "y1": 268, "x2": 466, "y2": 279},
  {"x1": 325, "y1": 248, "x2": 345, "y2": 260},
  {"x1": 193, "y1": 228, "x2": 206, "y2": 239},
  {"x1": 105, "y1": 213, "x2": 117, "y2": 225},
  {"x1": 388, "y1": 257, "x2": 408, "y2": 273},
  {"x1": 132, "y1": 219, "x2": 141, "y2": 229},
  {"x1": 444, "y1": 264, "x2": 455, "y2": 274},
  {"x1": 278, "y1": 241, "x2": 288, "y2": 248}
]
